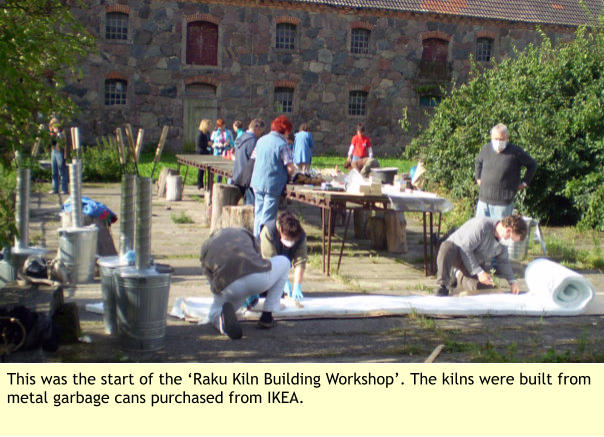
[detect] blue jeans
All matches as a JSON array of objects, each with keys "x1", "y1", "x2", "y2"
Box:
[
  {"x1": 51, "y1": 149, "x2": 68, "y2": 193},
  {"x1": 475, "y1": 200, "x2": 513, "y2": 220},
  {"x1": 253, "y1": 191, "x2": 280, "y2": 237}
]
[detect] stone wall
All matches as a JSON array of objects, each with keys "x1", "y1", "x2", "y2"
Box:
[{"x1": 69, "y1": 0, "x2": 574, "y2": 155}]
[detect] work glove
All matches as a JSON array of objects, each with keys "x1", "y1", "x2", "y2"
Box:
[
  {"x1": 283, "y1": 280, "x2": 292, "y2": 297},
  {"x1": 292, "y1": 283, "x2": 304, "y2": 301},
  {"x1": 243, "y1": 294, "x2": 259, "y2": 310}
]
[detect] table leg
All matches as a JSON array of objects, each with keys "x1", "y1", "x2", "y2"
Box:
[
  {"x1": 337, "y1": 208, "x2": 352, "y2": 273},
  {"x1": 321, "y1": 207, "x2": 326, "y2": 274},
  {"x1": 183, "y1": 166, "x2": 189, "y2": 184},
  {"x1": 423, "y1": 212, "x2": 428, "y2": 276},
  {"x1": 435, "y1": 213, "x2": 442, "y2": 274},
  {"x1": 429, "y1": 212, "x2": 434, "y2": 275},
  {"x1": 327, "y1": 206, "x2": 333, "y2": 276}
]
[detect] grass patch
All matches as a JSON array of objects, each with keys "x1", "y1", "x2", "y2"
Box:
[
  {"x1": 171, "y1": 211, "x2": 194, "y2": 224},
  {"x1": 529, "y1": 229, "x2": 604, "y2": 271}
]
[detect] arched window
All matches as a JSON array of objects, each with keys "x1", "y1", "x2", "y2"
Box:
[
  {"x1": 105, "y1": 79, "x2": 127, "y2": 105},
  {"x1": 476, "y1": 37, "x2": 493, "y2": 62},
  {"x1": 274, "y1": 87, "x2": 294, "y2": 113},
  {"x1": 186, "y1": 21, "x2": 218, "y2": 65},
  {"x1": 351, "y1": 28, "x2": 370, "y2": 54},
  {"x1": 348, "y1": 91, "x2": 367, "y2": 116},
  {"x1": 105, "y1": 12, "x2": 128, "y2": 40},
  {"x1": 422, "y1": 38, "x2": 448, "y2": 62}
]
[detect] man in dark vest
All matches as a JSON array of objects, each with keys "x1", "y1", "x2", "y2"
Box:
[{"x1": 259, "y1": 210, "x2": 307, "y2": 302}]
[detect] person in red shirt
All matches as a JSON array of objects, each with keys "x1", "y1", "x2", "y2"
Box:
[{"x1": 346, "y1": 123, "x2": 373, "y2": 166}]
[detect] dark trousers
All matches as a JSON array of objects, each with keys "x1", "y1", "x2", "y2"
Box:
[{"x1": 436, "y1": 241, "x2": 480, "y2": 292}]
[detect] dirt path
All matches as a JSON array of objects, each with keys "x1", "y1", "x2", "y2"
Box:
[{"x1": 8, "y1": 182, "x2": 603, "y2": 363}]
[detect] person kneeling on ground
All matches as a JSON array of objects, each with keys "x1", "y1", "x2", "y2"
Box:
[
  {"x1": 259, "y1": 210, "x2": 307, "y2": 302},
  {"x1": 200, "y1": 227, "x2": 290, "y2": 339},
  {"x1": 435, "y1": 214, "x2": 527, "y2": 296}
]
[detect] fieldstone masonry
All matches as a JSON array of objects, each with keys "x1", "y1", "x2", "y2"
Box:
[{"x1": 69, "y1": 0, "x2": 576, "y2": 155}]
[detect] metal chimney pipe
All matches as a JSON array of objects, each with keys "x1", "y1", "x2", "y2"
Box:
[
  {"x1": 14, "y1": 168, "x2": 31, "y2": 249},
  {"x1": 119, "y1": 173, "x2": 135, "y2": 258},
  {"x1": 69, "y1": 159, "x2": 82, "y2": 228},
  {"x1": 135, "y1": 176, "x2": 152, "y2": 270}
]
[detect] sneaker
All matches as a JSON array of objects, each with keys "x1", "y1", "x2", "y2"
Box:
[
  {"x1": 61, "y1": 191, "x2": 69, "y2": 195},
  {"x1": 49, "y1": 190, "x2": 58, "y2": 194},
  {"x1": 219, "y1": 302, "x2": 242, "y2": 339},
  {"x1": 436, "y1": 285, "x2": 449, "y2": 296}
]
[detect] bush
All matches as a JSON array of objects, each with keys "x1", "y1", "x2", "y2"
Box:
[
  {"x1": 406, "y1": 23, "x2": 604, "y2": 229},
  {"x1": 81, "y1": 137, "x2": 123, "y2": 182}
]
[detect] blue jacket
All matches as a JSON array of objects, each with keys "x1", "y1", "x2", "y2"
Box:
[
  {"x1": 232, "y1": 131, "x2": 257, "y2": 187},
  {"x1": 250, "y1": 131, "x2": 289, "y2": 196},
  {"x1": 293, "y1": 131, "x2": 314, "y2": 165}
]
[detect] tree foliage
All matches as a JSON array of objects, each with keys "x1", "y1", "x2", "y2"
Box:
[
  {"x1": 0, "y1": 0, "x2": 94, "y2": 248},
  {"x1": 406, "y1": 22, "x2": 603, "y2": 230}
]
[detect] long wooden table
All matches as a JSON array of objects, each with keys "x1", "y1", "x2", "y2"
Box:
[{"x1": 176, "y1": 154, "x2": 451, "y2": 276}]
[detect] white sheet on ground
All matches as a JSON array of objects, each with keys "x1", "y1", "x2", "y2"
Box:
[{"x1": 169, "y1": 258, "x2": 596, "y2": 323}]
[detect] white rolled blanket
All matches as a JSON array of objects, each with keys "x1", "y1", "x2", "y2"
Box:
[{"x1": 167, "y1": 258, "x2": 597, "y2": 322}]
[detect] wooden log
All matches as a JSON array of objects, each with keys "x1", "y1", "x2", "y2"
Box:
[
  {"x1": 165, "y1": 174, "x2": 183, "y2": 201},
  {"x1": 353, "y1": 209, "x2": 369, "y2": 239},
  {"x1": 384, "y1": 211, "x2": 407, "y2": 253},
  {"x1": 135, "y1": 129, "x2": 144, "y2": 162},
  {"x1": 210, "y1": 184, "x2": 242, "y2": 233},
  {"x1": 156, "y1": 167, "x2": 178, "y2": 197},
  {"x1": 221, "y1": 205, "x2": 255, "y2": 233},
  {"x1": 198, "y1": 189, "x2": 211, "y2": 228},
  {"x1": 367, "y1": 215, "x2": 386, "y2": 250}
]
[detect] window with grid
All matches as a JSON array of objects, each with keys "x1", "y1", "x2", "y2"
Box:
[
  {"x1": 351, "y1": 28, "x2": 370, "y2": 54},
  {"x1": 476, "y1": 37, "x2": 493, "y2": 62},
  {"x1": 274, "y1": 87, "x2": 294, "y2": 113},
  {"x1": 276, "y1": 23, "x2": 296, "y2": 50},
  {"x1": 419, "y1": 95, "x2": 441, "y2": 107},
  {"x1": 104, "y1": 79, "x2": 127, "y2": 105},
  {"x1": 105, "y1": 12, "x2": 128, "y2": 40},
  {"x1": 348, "y1": 91, "x2": 367, "y2": 116},
  {"x1": 186, "y1": 21, "x2": 219, "y2": 65}
]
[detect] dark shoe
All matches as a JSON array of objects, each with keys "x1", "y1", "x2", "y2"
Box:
[
  {"x1": 257, "y1": 319, "x2": 276, "y2": 329},
  {"x1": 219, "y1": 302, "x2": 242, "y2": 339},
  {"x1": 436, "y1": 285, "x2": 449, "y2": 296}
]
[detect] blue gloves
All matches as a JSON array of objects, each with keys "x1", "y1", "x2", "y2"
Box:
[
  {"x1": 292, "y1": 283, "x2": 304, "y2": 301},
  {"x1": 243, "y1": 294, "x2": 259, "y2": 310},
  {"x1": 283, "y1": 280, "x2": 292, "y2": 297}
]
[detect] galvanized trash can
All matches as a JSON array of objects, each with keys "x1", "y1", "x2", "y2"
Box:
[
  {"x1": 58, "y1": 226, "x2": 99, "y2": 283},
  {"x1": 115, "y1": 267, "x2": 171, "y2": 351},
  {"x1": 98, "y1": 256, "x2": 129, "y2": 335},
  {"x1": 504, "y1": 217, "x2": 546, "y2": 261}
]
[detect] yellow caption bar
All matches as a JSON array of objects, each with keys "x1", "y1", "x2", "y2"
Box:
[{"x1": 0, "y1": 363, "x2": 601, "y2": 436}]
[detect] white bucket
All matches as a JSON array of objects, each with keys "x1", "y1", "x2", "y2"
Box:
[{"x1": 166, "y1": 174, "x2": 183, "y2": 201}]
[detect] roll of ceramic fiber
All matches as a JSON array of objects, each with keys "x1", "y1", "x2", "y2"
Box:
[{"x1": 525, "y1": 258, "x2": 594, "y2": 312}]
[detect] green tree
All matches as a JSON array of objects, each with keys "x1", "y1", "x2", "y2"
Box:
[
  {"x1": 406, "y1": 21, "x2": 603, "y2": 230},
  {"x1": 0, "y1": 0, "x2": 93, "y2": 248}
]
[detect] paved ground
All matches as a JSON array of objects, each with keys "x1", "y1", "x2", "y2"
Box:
[{"x1": 7, "y1": 182, "x2": 604, "y2": 363}]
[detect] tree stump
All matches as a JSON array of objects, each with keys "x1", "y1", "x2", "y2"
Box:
[
  {"x1": 157, "y1": 168, "x2": 178, "y2": 197},
  {"x1": 221, "y1": 205, "x2": 255, "y2": 233},
  {"x1": 199, "y1": 191, "x2": 211, "y2": 228},
  {"x1": 165, "y1": 174, "x2": 183, "y2": 201},
  {"x1": 210, "y1": 184, "x2": 242, "y2": 233},
  {"x1": 384, "y1": 211, "x2": 407, "y2": 253},
  {"x1": 353, "y1": 209, "x2": 369, "y2": 239},
  {"x1": 367, "y1": 215, "x2": 386, "y2": 250}
]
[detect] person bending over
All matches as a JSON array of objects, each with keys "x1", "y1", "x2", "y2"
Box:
[
  {"x1": 259, "y1": 210, "x2": 307, "y2": 302},
  {"x1": 200, "y1": 227, "x2": 290, "y2": 339},
  {"x1": 435, "y1": 214, "x2": 527, "y2": 296}
]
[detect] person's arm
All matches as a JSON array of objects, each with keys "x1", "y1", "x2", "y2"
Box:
[
  {"x1": 259, "y1": 226, "x2": 278, "y2": 259},
  {"x1": 367, "y1": 147, "x2": 374, "y2": 158},
  {"x1": 347, "y1": 144, "x2": 354, "y2": 158},
  {"x1": 475, "y1": 147, "x2": 484, "y2": 185},
  {"x1": 309, "y1": 133, "x2": 314, "y2": 149},
  {"x1": 519, "y1": 148, "x2": 537, "y2": 187},
  {"x1": 494, "y1": 248, "x2": 517, "y2": 288}
]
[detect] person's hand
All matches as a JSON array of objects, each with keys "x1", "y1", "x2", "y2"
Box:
[
  {"x1": 292, "y1": 283, "x2": 304, "y2": 301},
  {"x1": 510, "y1": 282, "x2": 520, "y2": 294},
  {"x1": 477, "y1": 271, "x2": 493, "y2": 286},
  {"x1": 283, "y1": 280, "x2": 292, "y2": 297},
  {"x1": 518, "y1": 182, "x2": 528, "y2": 191}
]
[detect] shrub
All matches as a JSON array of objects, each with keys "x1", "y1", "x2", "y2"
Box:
[
  {"x1": 406, "y1": 23, "x2": 603, "y2": 229},
  {"x1": 81, "y1": 137, "x2": 123, "y2": 182}
]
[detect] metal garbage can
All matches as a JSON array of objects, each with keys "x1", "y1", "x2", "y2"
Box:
[{"x1": 98, "y1": 256, "x2": 130, "y2": 335}]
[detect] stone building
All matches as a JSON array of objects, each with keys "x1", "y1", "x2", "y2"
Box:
[{"x1": 69, "y1": 0, "x2": 600, "y2": 154}]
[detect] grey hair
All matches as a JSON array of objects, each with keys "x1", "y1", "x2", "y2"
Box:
[
  {"x1": 249, "y1": 118, "x2": 265, "y2": 130},
  {"x1": 491, "y1": 123, "x2": 508, "y2": 137}
]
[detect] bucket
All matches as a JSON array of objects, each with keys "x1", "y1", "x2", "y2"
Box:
[
  {"x1": 504, "y1": 217, "x2": 538, "y2": 261},
  {"x1": 165, "y1": 174, "x2": 183, "y2": 201},
  {"x1": 115, "y1": 267, "x2": 171, "y2": 351},
  {"x1": 370, "y1": 167, "x2": 398, "y2": 184},
  {"x1": 98, "y1": 256, "x2": 129, "y2": 335},
  {"x1": 58, "y1": 226, "x2": 99, "y2": 283}
]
